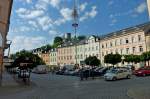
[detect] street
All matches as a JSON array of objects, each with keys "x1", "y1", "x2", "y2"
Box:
[{"x1": 0, "y1": 73, "x2": 150, "y2": 99}]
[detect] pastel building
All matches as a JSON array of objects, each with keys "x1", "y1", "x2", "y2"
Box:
[
  {"x1": 100, "y1": 22, "x2": 150, "y2": 67},
  {"x1": 84, "y1": 36, "x2": 100, "y2": 60},
  {"x1": 50, "y1": 48, "x2": 57, "y2": 66},
  {"x1": 57, "y1": 42, "x2": 75, "y2": 66}
]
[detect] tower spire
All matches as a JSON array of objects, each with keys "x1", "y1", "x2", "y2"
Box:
[
  {"x1": 72, "y1": 0, "x2": 79, "y2": 65},
  {"x1": 147, "y1": 0, "x2": 150, "y2": 20}
]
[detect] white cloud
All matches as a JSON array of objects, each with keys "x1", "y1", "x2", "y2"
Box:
[
  {"x1": 135, "y1": 2, "x2": 147, "y2": 14},
  {"x1": 10, "y1": 26, "x2": 31, "y2": 33},
  {"x1": 11, "y1": 36, "x2": 46, "y2": 53},
  {"x1": 25, "y1": 0, "x2": 32, "y2": 3},
  {"x1": 79, "y1": 6, "x2": 98, "y2": 22},
  {"x1": 89, "y1": 6, "x2": 98, "y2": 18},
  {"x1": 37, "y1": 16, "x2": 53, "y2": 30},
  {"x1": 109, "y1": 19, "x2": 117, "y2": 26},
  {"x1": 28, "y1": 21, "x2": 38, "y2": 28},
  {"x1": 54, "y1": 7, "x2": 72, "y2": 26},
  {"x1": 60, "y1": 8, "x2": 72, "y2": 21},
  {"x1": 80, "y1": 2, "x2": 88, "y2": 12},
  {"x1": 49, "y1": 30, "x2": 58, "y2": 35},
  {"x1": 50, "y1": 0, "x2": 61, "y2": 9},
  {"x1": 16, "y1": 8, "x2": 44, "y2": 19}
]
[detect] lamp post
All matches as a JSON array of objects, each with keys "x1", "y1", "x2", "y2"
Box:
[{"x1": 72, "y1": 0, "x2": 78, "y2": 65}]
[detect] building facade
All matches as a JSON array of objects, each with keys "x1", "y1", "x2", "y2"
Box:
[
  {"x1": 0, "y1": 0, "x2": 13, "y2": 72},
  {"x1": 50, "y1": 49, "x2": 57, "y2": 66},
  {"x1": 100, "y1": 22, "x2": 150, "y2": 68},
  {"x1": 57, "y1": 42, "x2": 75, "y2": 66},
  {"x1": 40, "y1": 52, "x2": 50, "y2": 66},
  {"x1": 84, "y1": 36, "x2": 100, "y2": 60}
]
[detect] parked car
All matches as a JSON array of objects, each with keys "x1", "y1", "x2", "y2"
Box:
[
  {"x1": 32, "y1": 65, "x2": 48, "y2": 74},
  {"x1": 92, "y1": 67, "x2": 109, "y2": 76},
  {"x1": 104, "y1": 69, "x2": 131, "y2": 81},
  {"x1": 133, "y1": 66, "x2": 150, "y2": 76}
]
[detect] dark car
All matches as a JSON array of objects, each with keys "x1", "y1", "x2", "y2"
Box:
[
  {"x1": 92, "y1": 67, "x2": 109, "y2": 76},
  {"x1": 134, "y1": 66, "x2": 150, "y2": 76}
]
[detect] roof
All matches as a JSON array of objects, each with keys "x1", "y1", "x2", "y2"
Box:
[{"x1": 100, "y1": 22, "x2": 150, "y2": 40}]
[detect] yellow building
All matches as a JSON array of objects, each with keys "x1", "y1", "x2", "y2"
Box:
[{"x1": 100, "y1": 22, "x2": 150, "y2": 68}]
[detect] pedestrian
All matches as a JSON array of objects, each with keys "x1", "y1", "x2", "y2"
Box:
[{"x1": 80, "y1": 64, "x2": 84, "y2": 81}]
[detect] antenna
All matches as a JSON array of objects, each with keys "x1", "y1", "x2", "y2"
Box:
[{"x1": 72, "y1": 0, "x2": 79, "y2": 65}]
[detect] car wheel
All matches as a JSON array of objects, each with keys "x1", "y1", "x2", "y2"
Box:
[
  {"x1": 112, "y1": 77, "x2": 117, "y2": 81},
  {"x1": 143, "y1": 74, "x2": 146, "y2": 77},
  {"x1": 126, "y1": 75, "x2": 131, "y2": 79}
]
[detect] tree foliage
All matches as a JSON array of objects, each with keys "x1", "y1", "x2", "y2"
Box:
[
  {"x1": 104, "y1": 53, "x2": 121, "y2": 66},
  {"x1": 124, "y1": 54, "x2": 141, "y2": 63},
  {"x1": 84, "y1": 56, "x2": 100, "y2": 66},
  {"x1": 77, "y1": 35, "x2": 86, "y2": 41},
  {"x1": 11, "y1": 50, "x2": 45, "y2": 68}
]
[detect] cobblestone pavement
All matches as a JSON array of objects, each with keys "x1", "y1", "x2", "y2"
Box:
[{"x1": 1, "y1": 73, "x2": 150, "y2": 99}]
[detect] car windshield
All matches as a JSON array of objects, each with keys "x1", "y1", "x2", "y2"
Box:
[{"x1": 107, "y1": 69, "x2": 118, "y2": 73}]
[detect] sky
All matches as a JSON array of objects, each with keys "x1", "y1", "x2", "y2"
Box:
[{"x1": 7, "y1": 0, "x2": 150, "y2": 54}]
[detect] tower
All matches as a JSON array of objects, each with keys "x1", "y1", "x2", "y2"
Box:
[
  {"x1": 72, "y1": 0, "x2": 78, "y2": 65},
  {"x1": 147, "y1": 0, "x2": 150, "y2": 19}
]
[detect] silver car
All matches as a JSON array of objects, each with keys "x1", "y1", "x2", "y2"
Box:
[{"x1": 104, "y1": 69, "x2": 131, "y2": 81}]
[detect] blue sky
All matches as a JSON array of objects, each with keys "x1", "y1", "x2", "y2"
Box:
[{"x1": 7, "y1": 0, "x2": 149, "y2": 53}]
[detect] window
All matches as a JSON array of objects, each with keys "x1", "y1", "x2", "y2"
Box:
[
  {"x1": 102, "y1": 52, "x2": 104, "y2": 56},
  {"x1": 126, "y1": 48, "x2": 129, "y2": 54},
  {"x1": 110, "y1": 42, "x2": 112, "y2": 47},
  {"x1": 139, "y1": 46, "x2": 143, "y2": 52},
  {"x1": 120, "y1": 49, "x2": 123, "y2": 54},
  {"x1": 131, "y1": 37, "x2": 134, "y2": 43},
  {"x1": 106, "y1": 43, "x2": 107, "y2": 48},
  {"x1": 85, "y1": 48, "x2": 87, "y2": 52},
  {"x1": 126, "y1": 39, "x2": 129, "y2": 44},
  {"x1": 96, "y1": 54, "x2": 99, "y2": 57},
  {"x1": 96, "y1": 46, "x2": 98, "y2": 50},
  {"x1": 102, "y1": 44, "x2": 104, "y2": 48},
  {"x1": 132, "y1": 47, "x2": 135, "y2": 53},
  {"x1": 120, "y1": 39, "x2": 122, "y2": 45},
  {"x1": 115, "y1": 40, "x2": 117, "y2": 46},
  {"x1": 92, "y1": 47, "x2": 94, "y2": 51},
  {"x1": 80, "y1": 54, "x2": 83, "y2": 59},
  {"x1": 138, "y1": 35, "x2": 141, "y2": 42}
]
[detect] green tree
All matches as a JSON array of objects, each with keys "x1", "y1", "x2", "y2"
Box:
[
  {"x1": 84, "y1": 56, "x2": 100, "y2": 66},
  {"x1": 141, "y1": 51, "x2": 150, "y2": 66},
  {"x1": 77, "y1": 35, "x2": 86, "y2": 41},
  {"x1": 11, "y1": 50, "x2": 45, "y2": 68},
  {"x1": 104, "y1": 53, "x2": 121, "y2": 66},
  {"x1": 124, "y1": 54, "x2": 141, "y2": 64},
  {"x1": 53, "y1": 36, "x2": 63, "y2": 47}
]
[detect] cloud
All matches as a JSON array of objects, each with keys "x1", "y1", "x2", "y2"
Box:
[
  {"x1": 109, "y1": 19, "x2": 117, "y2": 26},
  {"x1": 37, "y1": 16, "x2": 53, "y2": 30},
  {"x1": 16, "y1": 8, "x2": 44, "y2": 19},
  {"x1": 135, "y1": 2, "x2": 147, "y2": 14},
  {"x1": 28, "y1": 20, "x2": 38, "y2": 28},
  {"x1": 11, "y1": 36, "x2": 46, "y2": 53},
  {"x1": 10, "y1": 26, "x2": 31, "y2": 33},
  {"x1": 49, "y1": 30, "x2": 58, "y2": 35},
  {"x1": 50, "y1": 0, "x2": 61, "y2": 9},
  {"x1": 80, "y1": 2, "x2": 88, "y2": 12},
  {"x1": 54, "y1": 7, "x2": 72, "y2": 26},
  {"x1": 79, "y1": 6, "x2": 98, "y2": 22},
  {"x1": 60, "y1": 8, "x2": 72, "y2": 21}
]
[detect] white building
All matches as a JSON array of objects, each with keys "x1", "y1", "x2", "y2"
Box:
[{"x1": 50, "y1": 49, "x2": 57, "y2": 66}]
